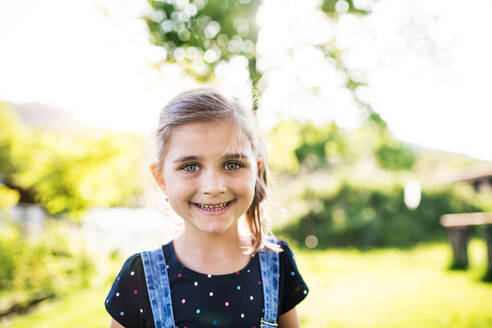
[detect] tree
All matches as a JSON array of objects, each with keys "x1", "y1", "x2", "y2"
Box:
[
  {"x1": 143, "y1": 0, "x2": 386, "y2": 126},
  {"x1": 144, "y1": 0, "x2": 262, "y2": 105},
  {"x1": 318, "y1": 0, "x2": 387, "y2": 130}
]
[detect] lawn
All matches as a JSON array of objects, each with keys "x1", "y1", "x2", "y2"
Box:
[{"x1": 2, "y1": 240, "x2": 491, "y2": 328}]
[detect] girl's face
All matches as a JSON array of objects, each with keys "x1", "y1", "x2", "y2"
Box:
[{"x1": 151, "y1": 120, "x2": 261, "y2": 237}]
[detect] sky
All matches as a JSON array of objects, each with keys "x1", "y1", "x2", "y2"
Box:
[{"x1": 0, "y1": 0, "x2": 491, "y2": 161}]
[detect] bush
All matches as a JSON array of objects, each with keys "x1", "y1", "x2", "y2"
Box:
[
  {"x1": 0, "y1": 220, "x2": 96, "y2": 314},
  {"x1": 374, "y1": 135, "x2": 416, "y2": 171},
  {"x1": 277, "y1": 180, "x2": 488, "y2": 249}
]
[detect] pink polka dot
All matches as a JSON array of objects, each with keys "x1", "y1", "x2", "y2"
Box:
[
  {"x1": 134, "y1": 289, "x2": 138, "y2": 295},
  {"x1": 181, "y1": 299, "x2": 186, "y2": 304},
  {"x1": 178, "y1": 273, "x2": 182, "y2": 278},
  {"x1": 235, "y1": 271, "x2": 239, "y2": 275},
  {"x1": 225, "y1": 301, "x2": 230, "y2": 307},
  {"x1": 258, "y1": 281, "x2": 262, "y2": 285}
]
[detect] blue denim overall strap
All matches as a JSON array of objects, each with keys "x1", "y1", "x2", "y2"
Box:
[
  {"x1": 141, "y1": 246, "x2": 176, "y2": 328},
  {"x1": 259, "y1": 237, "x2": 280, "y2": 327}
]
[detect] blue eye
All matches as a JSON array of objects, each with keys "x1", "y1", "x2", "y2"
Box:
[
  {"x1": 182, "y1": 163, "x2": 199, "y2": 172},
  {"x1": 224, "y1": 161, "x2": 243, "y2": 171}
]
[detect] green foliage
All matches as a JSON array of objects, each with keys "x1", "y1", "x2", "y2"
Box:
[
  {"x1": 266, "y1": 121, "x2": 347, "y2": 174},
  {"x1": 278, "y1": 180, "x2": 487, "y2": 249},
  {"x1": 145, "y1": 0, "x2": 260, "y2": 82},
  {"x1": 0, "y1": 184, "x2": 20, "y2": 224},
  {"x1": 0, "y1": 102, "x2": 145, "y2": 222},
  {"x1": 0, "y1": 103, "x2": 27, "y2": 176},
  {"x1": 0, "y1": 220, "x2": 96, "y2": 314},
  {"x1": 321, "y1": 0, "x2": 370, "y2": 17},
  {"x1": 374, "y1": 135, "x2": 416, "y2": 171},
  {"x1": 266, "y1": 121, "x2": 302, "y2": 174},
  {"x1": 266, "y1": 120, "x2": 417, "y2": 174},
  {"x1": 295, "y1": 123, "x2": 346, "y2": 170}
]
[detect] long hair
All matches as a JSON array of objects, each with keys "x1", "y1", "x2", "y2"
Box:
[{"x1": 153, "y1": 88, "x2": 280, "y2": 254}]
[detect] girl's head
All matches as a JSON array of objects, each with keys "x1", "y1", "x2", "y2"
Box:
[{"x1": 150, "y1": 88, "x2": 275, "y2": 253}]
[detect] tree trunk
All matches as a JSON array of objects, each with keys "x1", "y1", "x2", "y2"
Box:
[
  {"x1": 484, "y1": 225, "x2": 492, "y2": 281},
  {"x1": 448, "y1": 227, "x2": 470, "y2": 270}
]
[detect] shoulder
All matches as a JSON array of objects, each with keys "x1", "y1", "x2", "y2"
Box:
[
  {"x1": 272, "y1": 239, "x2": 310, "y2": 314},
  {"x1": 115, "y1": 252, "x2": 144, "y2": 279},
  {"x1": 265, "y1": 237, "x2": 295, "y2": 256},
  {"x1": 105, "y1": 250, "x2": 157, "y2": 327},
  {"x1": 123, "y1": 252, "x2": 143, "y2": 268},
  {"x1": 107, "y1": 252, "x2": 144, "y2": 295}
]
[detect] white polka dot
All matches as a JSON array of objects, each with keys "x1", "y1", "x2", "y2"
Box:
[
  {"x1": 115, "y1": 292, "x2": 120, "y2": 297},
  {"x1": 241, "y1": 313, "x2": 245, "y2": 318},
  {"x1": 117, "y1": 276, "x2": 120, "y2": 281},
  {"x1": 303, "y1": 289, "x2": 307, "y2": 294},
  {"x1": 140, "y1": 308, "x2": 143, "y2": 313},
  {"x1": 106, "y1": 299, "x2": 109, "y2": 303},
  {"x1": 207, "y1": 274, "x2": 212, "y2": 278},
  {"x1": 209, "y1": 292, "x2": 214, "y2": 296},
  {"x1": 247, "y1": 269, "x2": 250, "y2": 273},
  {"x1": 194, "y1": 281, "x2": 198, "y2": 286},
  {"x1": 130, "y1": 271, "x2": 134, "y2": 276},
  {"x1": 250, "y1": 296, "x2": 253, "y2": 301},
  {"x1": 166, "y1": 265, "x2": 169, "y2": 269}
]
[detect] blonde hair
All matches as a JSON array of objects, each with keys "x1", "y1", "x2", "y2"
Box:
[{"x1": 153, "y1": 88, "x2": 280, "y2": 254}]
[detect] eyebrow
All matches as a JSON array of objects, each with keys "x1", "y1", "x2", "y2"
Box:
[{"x1": 173, "y1": 153, "x2": 249, "y2": 164}]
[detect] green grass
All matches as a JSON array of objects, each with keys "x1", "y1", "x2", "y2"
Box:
[
  {"x1": 2, "y1": 240, "x2": 491, "y2": 328},
  {"x1": 0, "y1": 284, "x2": 110, "y2": 328},
  {"x1": 295, "y1": 239, "x2": 492, "y2": 328}
]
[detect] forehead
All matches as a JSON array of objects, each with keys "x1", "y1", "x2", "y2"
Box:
[{"x1": 165, "y1": 120, "x2": 254, "y2": 160}]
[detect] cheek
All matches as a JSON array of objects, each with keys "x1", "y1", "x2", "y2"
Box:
[
  {"x1": 243, "y1": 172, "x2": 258, "y2": 198},
  {"x1": 164, "y1": 175, "x2": 193, "y2": 201}
]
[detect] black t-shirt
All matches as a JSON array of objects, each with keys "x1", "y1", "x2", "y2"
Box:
[{"x1": 105, "y1": 239, "x2": 308, "y2": 328}]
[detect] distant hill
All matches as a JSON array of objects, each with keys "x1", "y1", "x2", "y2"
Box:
[
  {"x1": 7, "y1": 101, "x2": 88, "y2": 133},
  {"x1": 4, "y1": 101, "x2": 135, "y2": 136},
  {"x1": 402, "y1": 140, "x2": 489, "y2": 167}
]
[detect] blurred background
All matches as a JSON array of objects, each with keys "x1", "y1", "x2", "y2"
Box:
[{"x1": 1, "y1": 0, "x2": 492, "y2": 327}]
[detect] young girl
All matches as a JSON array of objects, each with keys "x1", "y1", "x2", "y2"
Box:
[{"x1": 105, "y1": 89, "x2": 309, "y2": 328}]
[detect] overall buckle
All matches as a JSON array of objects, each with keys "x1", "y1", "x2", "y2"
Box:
[{"x1": 260, "y1": 317, "x2": 278, "y2": 327}]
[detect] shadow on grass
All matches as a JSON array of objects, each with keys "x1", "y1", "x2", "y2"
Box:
[{"x1": 481, "y1": 269, "x2": 492, "y2": 283}]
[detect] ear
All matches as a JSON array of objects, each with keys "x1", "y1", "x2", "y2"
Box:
[{"x1": 150, "y1": 163, "x2": 167, "y2": 193}]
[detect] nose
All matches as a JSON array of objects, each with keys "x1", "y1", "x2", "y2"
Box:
[{"x1": 199, "y1": 169, "x2": 227, "y2": 196}]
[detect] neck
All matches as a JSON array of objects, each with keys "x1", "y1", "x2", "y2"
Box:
[{"x1": 173, "y1": 222, "x2": 253, "y2": 275}]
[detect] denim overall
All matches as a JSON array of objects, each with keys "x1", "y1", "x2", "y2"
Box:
[{"x1": 141, "y1": 238, "x2": 280, "y2": 328}]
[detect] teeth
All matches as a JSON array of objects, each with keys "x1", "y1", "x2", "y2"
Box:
[{"x1": 196, "y1": 201, "x2": 230, "y2": 210}]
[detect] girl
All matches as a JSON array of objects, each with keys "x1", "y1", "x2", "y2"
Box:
[{"x1": 105, "y1": 89, "x2": 309, "y2": 328}]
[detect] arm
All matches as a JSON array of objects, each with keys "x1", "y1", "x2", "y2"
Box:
[
  {"x1": 278, "y1": 307, "x2": 300, "y2": 328},
  {"x1": 110, "y1": 319, "x2": 125, "y2": 328}
]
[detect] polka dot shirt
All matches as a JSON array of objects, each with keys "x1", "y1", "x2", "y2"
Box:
[{"x1": 105, "y1": 239, "x2": 308, "y2": 328}]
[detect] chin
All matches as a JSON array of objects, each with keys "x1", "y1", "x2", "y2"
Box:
[{"x1": 197, "y1": 220, "x2": 236, "y2": 236}]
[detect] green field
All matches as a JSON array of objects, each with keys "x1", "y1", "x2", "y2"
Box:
[{"x1": 2, "y1": 240, "x2": 491, "y2": 328}]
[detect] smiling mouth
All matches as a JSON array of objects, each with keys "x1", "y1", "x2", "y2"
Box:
[{"x1": 192, "y1": 200, "x2": 234, "y2": 211}]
